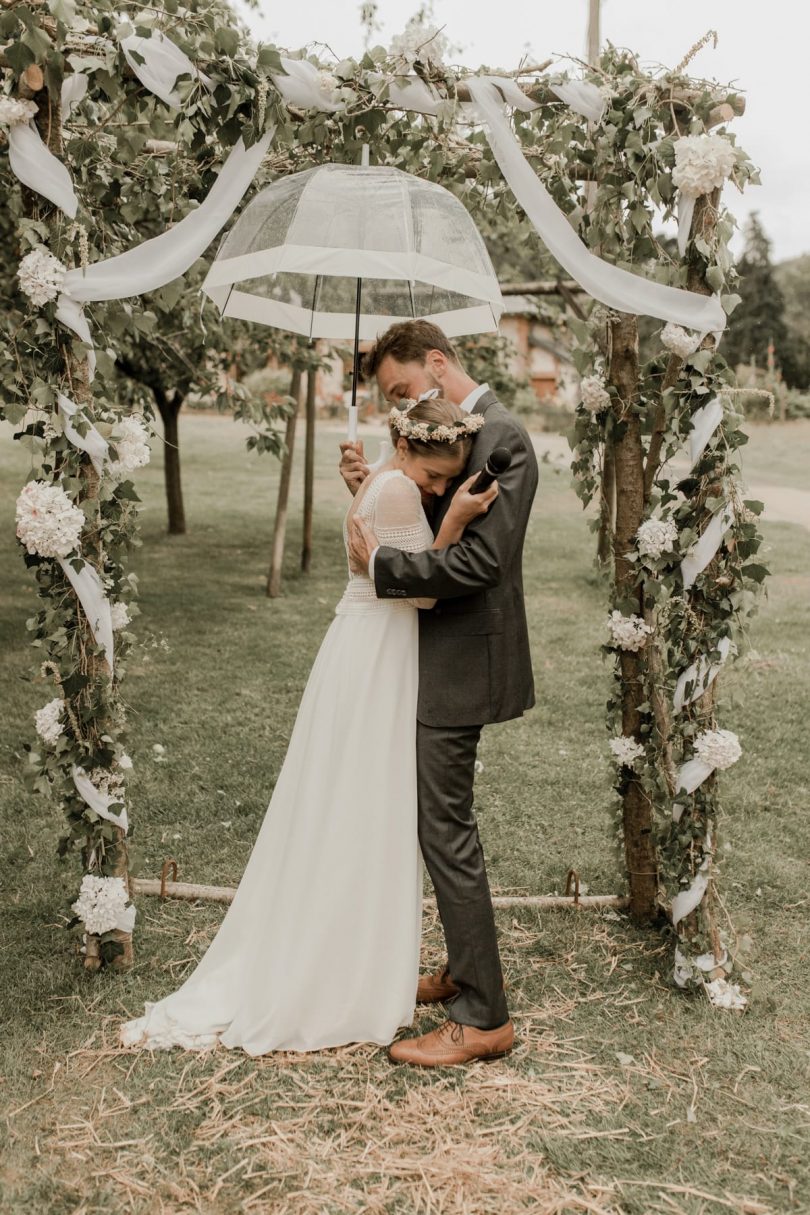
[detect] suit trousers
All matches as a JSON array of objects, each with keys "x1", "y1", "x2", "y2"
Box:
[{"x1": 416, "y1": 721, "x2": 509, "y2": 1030}]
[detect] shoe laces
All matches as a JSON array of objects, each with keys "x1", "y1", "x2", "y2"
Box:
[{"x1": 437, "y1": 1020, "x2": 465, "y2": 1046}]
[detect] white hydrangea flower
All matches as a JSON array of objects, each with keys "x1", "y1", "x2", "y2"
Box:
[
  {"x1": 110, "y1": 602, "x2": 131, "y2": 631},
  {"x1": 0, "y1": 96, "x2": 38, "y2": 126},
  {"x1": 71, "y1": 874, "x2": 130, "y2": 935},
  {"x1": 636, "y1": 517, "x2": 679, "y2": 561},
  {"x1": 672, "y1": 134, "x2": 735, "y2": 197},
  {"x1": 580, "y1": 375, "x2": 611, "y2": 414},
  {"x1": 107, "y1": 415, "x2": 151, "y2": 478},
  {"x1": 609, "y1": 735, "x2": 646, "y2": 768},
  {"x1": 117, "y1": 752, "x2": 133, "y2": 770},
  {"x1": 16, "y1": 480, "x2": 84, "y2": 558},
  {"x1": 705, "y1": 977, "x2": 747, "y2": 1010},
  {"x1": 17, "y1": 247, "x2": 67, "y2": 307},
  {"x1": 661, "y1": 322, "x2": 701, "y2": 359},
  {"x1": 35, "y1": 697, "x2": 65, "y2": 745},
  {"x1": 606, "y1": 610, "x2": 653, "y2": 652},
  {"x1": 389, "y1": 19, "x2": 448, "y2": 68},
  {"x1": 693, "y1": 728, "x2": 742, "y2": 771}
]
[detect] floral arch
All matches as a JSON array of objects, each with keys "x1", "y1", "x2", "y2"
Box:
[{"x1": 1, "y1": 4, "x2": 763, "y2": 1008}]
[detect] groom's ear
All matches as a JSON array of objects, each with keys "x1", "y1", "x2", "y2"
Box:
[{"x1": 425, "y1": 349, "x2": 448, "y2": 380}]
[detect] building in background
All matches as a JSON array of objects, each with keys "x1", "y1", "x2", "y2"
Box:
[{"x1": 499, "y1": 295, "x2": 577, "y2": 409}]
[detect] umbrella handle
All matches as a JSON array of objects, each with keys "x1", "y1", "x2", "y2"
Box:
[{"x1": 347, "y1": 406, "x2": 358, "y2": 443}]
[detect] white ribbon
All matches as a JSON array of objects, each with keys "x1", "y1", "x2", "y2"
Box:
[
  {"x1": 671, "y1": 861, "x2": 709, "y2": 928},
  {"x1": 72, "y1": 765, "x2": 129, "y2": 833},
  {"x1": 63, "y1": 131, "x2": 273, "y2": 303},
  {"x1": 7, "y1": 122, "x2": 79, "y2": 217},
  {"x1": 57, "y1": 556, "x2": 114, "y2": 671},
  {"x1": 673, "y1": 635, "x2": 731, "y2": 713},
  {"x1": 687, "y1": 396, "x2": 724, "y2": 469},
  {"x1": 119, "y1": 25, "x2": 212, "y2": 108},
  {"x1": 274, "y1": 59, "x2": 606, "y2": 123},
  {"x1": 272, "y1": 57, "x2": 345, "y2": 111},
  {"x1": 680, "y1": 502, "x2": 734, "y2": 590},
  {"x1": 672, "y1": 758, "x2": 714, "y2": 820},
  {"x1": 466, "y1": 78, "x2": 726, "y2": 333},
  {"x1": 57, "y1": 392, "x2": 109, "y2": 475},
  {"x1": 61, "y1": 72, "x2": 89, "y2": 121},
  {"x1": 549, "y1": 79, "x2": 606, "y2": 123},
  {"x1": 55, "y1": 294, "x2": 96, "y2": 382}
]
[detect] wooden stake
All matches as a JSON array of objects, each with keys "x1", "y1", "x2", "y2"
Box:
[
  {"x1": 267, "y1": 368, "x2": 302, "y2": 598},
  {"x1": 130, "y1": 877, "x2": 628, "y2": 911},
  {"x1": 301, "y1": 365, "x2": 316, "y2": 574}
]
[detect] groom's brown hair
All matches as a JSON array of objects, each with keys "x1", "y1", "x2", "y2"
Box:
[{"x1": 362, "y1": 320, "x2": 459, "y2": 379}]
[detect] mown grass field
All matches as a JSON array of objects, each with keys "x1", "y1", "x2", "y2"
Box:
[{"x1": 1, "y1": 412, "x2": 808, "y2": 1214}]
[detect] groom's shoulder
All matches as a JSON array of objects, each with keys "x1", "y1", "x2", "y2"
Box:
[{"x1": 477, "y1": 391, "x2": 536, "y2": 457}]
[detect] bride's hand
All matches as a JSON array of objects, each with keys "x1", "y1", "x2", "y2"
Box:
[{"x1": 446, "y1": 473, "x2": 499, "y2": 528}]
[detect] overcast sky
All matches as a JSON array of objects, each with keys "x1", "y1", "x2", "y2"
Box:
[{"x1": 235, "y1": 0, "x2": 808, "y2": 264}]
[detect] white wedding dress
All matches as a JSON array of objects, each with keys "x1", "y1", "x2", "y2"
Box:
[{"x1": 120, "y1": 469, "x2": 436, "y2": 1055}]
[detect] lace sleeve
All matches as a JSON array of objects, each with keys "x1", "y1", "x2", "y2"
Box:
[{"x1": 373, "y1": 474, "x2": 437, "y2": 609}]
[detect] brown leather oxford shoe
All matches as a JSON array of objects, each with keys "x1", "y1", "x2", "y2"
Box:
[
  {"x1": 388, "y1": 1018, "x2": 514, "y2": 1067},
  {"x1": 416, "y1": 964, "x2": 461, "y2": 1004}
]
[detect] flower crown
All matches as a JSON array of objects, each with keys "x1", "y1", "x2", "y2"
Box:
[{"x1": 388, "y1": 392, "x2": 485, "y2": 444}]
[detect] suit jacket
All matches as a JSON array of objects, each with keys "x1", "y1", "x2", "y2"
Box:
[{"x1": 373, "y1": 389, "x2": 539, "y2": 727}]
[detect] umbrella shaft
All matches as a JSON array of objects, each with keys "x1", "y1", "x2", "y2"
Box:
[{"x1": 350, "y1": 277, "x2": 362, "y2": 411}]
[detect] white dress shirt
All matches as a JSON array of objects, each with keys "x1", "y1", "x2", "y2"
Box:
[{"x1": 366, "y1": 384, "x2": 490, "y2": 581}]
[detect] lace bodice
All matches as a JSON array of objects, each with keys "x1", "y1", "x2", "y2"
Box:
[{"x1": 336, "y1": 469, "x2": 435, "y2": 613}]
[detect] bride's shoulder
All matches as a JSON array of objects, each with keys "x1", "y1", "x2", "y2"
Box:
[{"x1": 376, "y1": 469, "x2": 421, "y2": 499}]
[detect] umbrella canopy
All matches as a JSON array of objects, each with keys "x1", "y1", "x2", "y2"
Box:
[{"x1": 201, "y1": 163, "x2": 503, "y2": 340}]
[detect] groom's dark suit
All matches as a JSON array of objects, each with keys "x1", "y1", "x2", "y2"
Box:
[{"x1": 372, "y1": 388, "x2": 538, "y2": 1029}]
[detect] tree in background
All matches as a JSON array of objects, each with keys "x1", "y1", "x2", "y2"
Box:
[
  {"x1": 724, "y1": 212, "x2": 796, "y2": 383},
  {"x1": 775, "y1": 253, "x2": 810, "y2": 390}
]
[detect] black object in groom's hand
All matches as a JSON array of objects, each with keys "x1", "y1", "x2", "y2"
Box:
[{"x1": 468, "y1": 446, "x2": 511, "y2": 495}]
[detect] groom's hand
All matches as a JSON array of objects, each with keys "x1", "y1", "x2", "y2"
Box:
[
  {"x1": 339, "y1": 441, "x2": 369, "y2": 496},
  {"x1": 348, "y1": 517, "x2": 377, "y2": 575}
]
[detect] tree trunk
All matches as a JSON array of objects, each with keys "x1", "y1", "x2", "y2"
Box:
[
  {"x1": 31, "y1": 81, "x2": 133, "y2": 969},
  {"x1": 301, "y1": 366, "x2": 316, "y2": 573},
  {"x1": 154, "y1": 389, "x2": 186, "y2": 535},
  {"x1": 597, "y1": 439, "x2": 616, "y2": 565},
  {"x1": 267, "y1": 368, "x2": 303, "y2": 598},
  {"x1": 609, "y1": 313, "x2": 659, "y2": 923}
]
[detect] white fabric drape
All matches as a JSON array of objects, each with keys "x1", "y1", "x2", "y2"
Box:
[
  {"x1": 61, "y1": 73, "x2": 88, "y2": 121},
  {"x1": 671, "y1": 863, "x2": 710, "y2": 928},
  {"x1": 63, "y1": 132, "x2": 274, "y2": 303},
  {"x1": 58, "y1": 393, "x2": 109, "y2": 476},
  {"x1": 273, "y1": 57, "x2": 607, "y2": 124},
  {"x1": 72, "y1": 766, "x2": 130, "y2": 833},
  {"x1": 466, "y1": 78, "x2": 726, "y2": 333},
  {"x1": 680, "y1": 504, "x2": 734, "y2": 590},
  {"x1": 55, "y1": 294, "x2": 96, "y2": 382},
  {"x1": 687, "y1": 396, "x2": 724, "y2": 468},
  {"x1": 57, "y1": 557, "x2": 114, "y2": 671},
  {"x1": 119, "y1": 26, "x2": 213, "y2": 108},
  {"x1": 8, "y1": 122, "x2": 78, "y2": 217},
  {"x1": 673, "y1": 636, "x2": 732, "y2": 713}
]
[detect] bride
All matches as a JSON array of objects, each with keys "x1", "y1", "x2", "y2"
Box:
[{"x1": 120, "y1": 394, "x2": 497, "y2": 1055}]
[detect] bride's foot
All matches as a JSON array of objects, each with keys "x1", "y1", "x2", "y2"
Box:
[
  {"x1": 416, "y1": 964, "x2": 461, "y2": 1004},
  {"x1": 389, "y1": 1018, "x2": 514, "y2": 1067}
]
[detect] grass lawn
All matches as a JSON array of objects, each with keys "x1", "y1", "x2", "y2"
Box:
[{"x1": 1, "y1": 411, "x2": 808, "y2": 1214}]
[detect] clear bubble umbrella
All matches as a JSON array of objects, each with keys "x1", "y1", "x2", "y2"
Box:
[{"x1": 201, "y1": 159, "x2": 503, "y2": 439}]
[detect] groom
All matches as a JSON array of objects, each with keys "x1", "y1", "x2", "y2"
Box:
[{"x1": 341, "y1": 320, "x2": 538, "y2": 1067}]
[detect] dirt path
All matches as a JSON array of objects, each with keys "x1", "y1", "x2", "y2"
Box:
[{"x1": 530, "y1": 433, "x2": 810, "y2": 531}]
